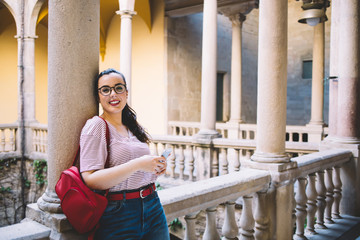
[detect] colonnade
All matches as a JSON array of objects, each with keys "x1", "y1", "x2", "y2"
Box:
[{"x1": 1, "y1": 0, "x2": 359, "y2": 238}]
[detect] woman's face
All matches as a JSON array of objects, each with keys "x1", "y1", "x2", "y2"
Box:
[{"x1": 98, "y1": 73, "x2": 128, "y2": 115}]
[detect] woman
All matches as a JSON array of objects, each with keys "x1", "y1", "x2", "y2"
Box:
[{"x1": 80, "y1": 68, "x2": 170, "y2": 239}]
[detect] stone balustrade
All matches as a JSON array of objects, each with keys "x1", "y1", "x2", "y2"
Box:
[
  {"x1": 151, "y1": 135, "x2": 319, "y2": 182},
  {"x1": 158, "y1": 169, "x2": 271, "y2": 239},
  {"x1": 157, "y1": 149, "x2": 352, "y2": 239},
  {"x1": 0, "y1": 123, "x2": 48, "y2": 160},
  {"x1": 30, "y1": 123, "x2": 48, "y2": 160},
  {"x1": 168, "y1": 121, "x2": 329, "y2": 143},
  {"x1": 0, "y1": 123, "x2": 18, "y2": 158}
]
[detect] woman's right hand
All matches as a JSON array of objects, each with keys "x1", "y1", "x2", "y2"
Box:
[{"x1": 135, "y1": 155, "x2": 167, "y2": 175}]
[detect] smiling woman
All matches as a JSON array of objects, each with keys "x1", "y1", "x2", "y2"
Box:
[{"x1": 79, "y1": 68, "x2": 170, "y2": 240}]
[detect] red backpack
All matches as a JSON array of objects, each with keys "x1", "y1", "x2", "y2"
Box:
[{"x1": 55, "y1": 117, "x2": 110, "y2": 237}]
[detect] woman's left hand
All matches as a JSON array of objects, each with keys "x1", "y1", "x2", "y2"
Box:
[{"x1": 156, "y1": 157, "x2": 167, "y2": 176}]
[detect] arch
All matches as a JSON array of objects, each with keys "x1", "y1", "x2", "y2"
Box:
[
  {"x1": 0, "y1": 0, "x2": 18, "y2": 35},
  {"x1": 135, "y1": 0, "x2": 151, "y2": 32},
  {"x1": 36, "y1": 1, "x2": 48, "y2": 25},
  {"x1": 99, "y1": 0, "x2": 152, "y2": 60},
  {"x1": 27, "y1": 0, "x2": 46, "y2": 36}
]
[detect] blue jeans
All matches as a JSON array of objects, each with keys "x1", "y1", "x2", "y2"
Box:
[{"x1": 95, "y1": 191, "x2": 170, "y2": 240}]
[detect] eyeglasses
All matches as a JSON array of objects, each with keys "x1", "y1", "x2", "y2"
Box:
[{"x1": 98, "y1": 83, "x2": 127, "y2": 96}]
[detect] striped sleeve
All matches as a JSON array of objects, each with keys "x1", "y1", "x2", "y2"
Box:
[{"x1": 79, "y1": 116, "x2": 108, "y2": 173}]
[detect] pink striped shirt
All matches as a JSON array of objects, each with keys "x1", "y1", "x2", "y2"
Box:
[{"x1": 79, "y1": 116, "x2": 157, "y2": 192}]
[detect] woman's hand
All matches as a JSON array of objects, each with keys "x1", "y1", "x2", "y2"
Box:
[{"x1": 135, "y1": 155, "x2": 167, "y2": 175}]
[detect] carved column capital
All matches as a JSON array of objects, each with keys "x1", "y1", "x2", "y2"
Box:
[
  {"x1": 116, "y1": 9, "x2": 137, "y2": 18},
  {"x1": 229, "y1": 13, "x2": 246, "y2": 26}
]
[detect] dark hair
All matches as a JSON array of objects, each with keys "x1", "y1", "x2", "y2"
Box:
[{"x1": 95, "y1": 68, "x2": 151, "y2": 144}]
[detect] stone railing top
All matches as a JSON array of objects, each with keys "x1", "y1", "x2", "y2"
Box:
[
  {"x1": 30, "y1": 123, "x2": 48, "y2": 130},
  {"x1": 151, "y1": 135, "x2": 193, "y2": 144},
  {"x1": 0, "y1": 122, "x2": 47, "y2": 130},
  {"x1": 158, "y1": 168, "x2": 270, "y2": 222},
  {"x1": 285, "y1": 141, "x2": 319, "y2": 152},
  {"x1": 269, "y1": 149, "x2": 352, "y2": 183},
  {"x1": 0, "y1": 123, "x2": 18, "y2": 129},
  {"x1": 213, "y1": 138, "x2": 256, "y2": 148},
  {"x1": 152, "y1": 135, "x2": 319, "y2": 152}
]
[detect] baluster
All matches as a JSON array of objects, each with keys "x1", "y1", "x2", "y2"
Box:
[
  {"x1": 239, "y1": 195, "x2": 255, "y2": 240},
  {"x1": 315, "y1": 170, "x2": 326, "y2": 229},
  {"x1": 222, "y1": 201, "x2": 238, "y2": 239},
  {"x1": 212, "y1": 148, "x2": 219, "y2": 177},
  {"x1": 203, "y1": 207, "x2": 220, "y2": 240},
  {"x1": 245, "y1": 150, "x2": 251, "y2": 160},
  {"x1": 32, "y1": 129, "x2": 37, "y2": 152},
  {"x1": 44, "y1": 130, "x2": 48, "y2": 154},
  {"x1": 332, "y1": 166, "x2": 342, "y2": 219},
  {"x1": 254, "y1": 191, "x2": 269, "y2": 240},
  {"x1": 168, "y1": 145, "x2": 176, "y2": 178},
  {"x1": 172, "y1": 126, "x2": 177, "y2": 135},
  {"x1": 188, "y1": 145, "x2": 195, "y2": 181},
  {"x1": 185, "y1": 212, "x2": 198, "y2": 240},
  {"x1": 289, "y1": 132, "x2": 293, "y2": 142},
  {"x1": 294, "y1": 177, "x2": 308, "y2": 240},
  {"x1": 246, "y1": 130, "x2": 250, "y2": 140},
  {"x1": 185, "y1": 127, "x2": 190, "y2": 136},
  {"x1": 233, "y1": 149, "x2": 240, "y2": 172},
  {"x1": 1, "y1": 129, "x2": 5, "y2": 151},
  {"x1": 153, "y1": 142, "x2": 159, "y2": 155},
  {"x1": 10, "y1": 129, "x2": 15, "y2": 151},
  {"x1": 220, "y1": 148, "x2": 228, "y2": 175},
  {"x1": 40, "y1": 130, "x2": 45, "y2": 152},
  {"x1": 324, "y1": 168, "x2": 335, "y2": 224},
  {"x1": 178, "y1": 145, "x2": 185, "y2": 180},
  {"x1": 306, "y1": 173, "x2": 317, "y2": 235}
]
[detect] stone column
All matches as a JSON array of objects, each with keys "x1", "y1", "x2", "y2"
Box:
[
  {"x1": 250, "y1": 0, "x2": 289, "y2": 164},
  {"x1": 229, "y1": 13, "x2": 245, "y2": 124},
  {"x1": 117, "y1": 0, "x2": 136, "y2": 105},
  {"x1": 34, "y1": 0, "x2": 99, "y2": 236},
  {"x1": 307, "y1": 22, "x2": 325, "y2": 142},
  {"x1": 16, "y1": 36, "x2": 37, "y2": 124},
  {"x1": 248, "y1": 3, "x2": 294, "y2": 238},
  {"x1": 198, "y1": 0, "x2": 218, "y2": 137},
  {"x1": 227, "y1": 13, "x2": 246, "y2": 139},
  {"x1": 194, "y1": 0, "x2": 220, "y2": 180},
  {"x1": 327, "y1": 0, "x2": 340, "y2": 139},
  {"x1": 335, "y1": 0, "x2": 360, "y2": 217},
  {"x1": 335, "y1": 0, "x2": 360, "y2": 144},
  {"x1": 309, "y1": 22, "x2": 325, "y2": 126},
  {"x1": 16, "y1": 35, "x2": 37, "y2": 155}
]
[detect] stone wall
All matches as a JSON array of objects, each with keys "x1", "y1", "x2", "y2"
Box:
[
  {"x1": 167, "y1": 13, "x2": 233, "y2": 123},
  {"x1": 166, "y1": 0, "x2": 331, "y2": 126},
  {"x1": 0, "y1": 158, "x2": 47, "y2": 227}
]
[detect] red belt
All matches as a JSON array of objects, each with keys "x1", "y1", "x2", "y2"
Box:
[{"x1": 108, "y1": 183, "x2": 156, "y2": 201}]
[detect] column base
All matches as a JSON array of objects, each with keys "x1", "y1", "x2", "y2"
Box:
[
  {"x1": 250, "y1": 151, "x2": 290, "y2": 164},
  {"x1": 225, "y1": 120, "x2": 243, "y2": 139},
  {"x1": 37, "y1": 190, "x2": 62, "y2": 213},
  {"x1": 307, "y1": 121, "x2": 325, "y2": 126},
  {"x1": 26, "y1": 203, "x2": 72, "y2": 233},
  {"x1": 320, "y1": 139, "x2": 360, "y2": 157},
  {"x1": 331, "y1": 136, "x2": 360, "y2": 145},
  {"x1": 193, "y1": 129, "x2": 222, "y2": 144},
  {"x1": 243, "y1": 157, "x2": 297, "y2": 172},
  {"x1": 306, "y1": 123, "x2": 326, "y2": 142}
]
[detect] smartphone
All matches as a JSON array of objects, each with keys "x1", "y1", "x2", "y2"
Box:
[{"x1": 161, "y1": 148, "x2": 172, "y2": 159}]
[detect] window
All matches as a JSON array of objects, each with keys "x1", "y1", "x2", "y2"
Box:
[{"x1": 302, "y1": 60, "x2": 312, "y2": 79}]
